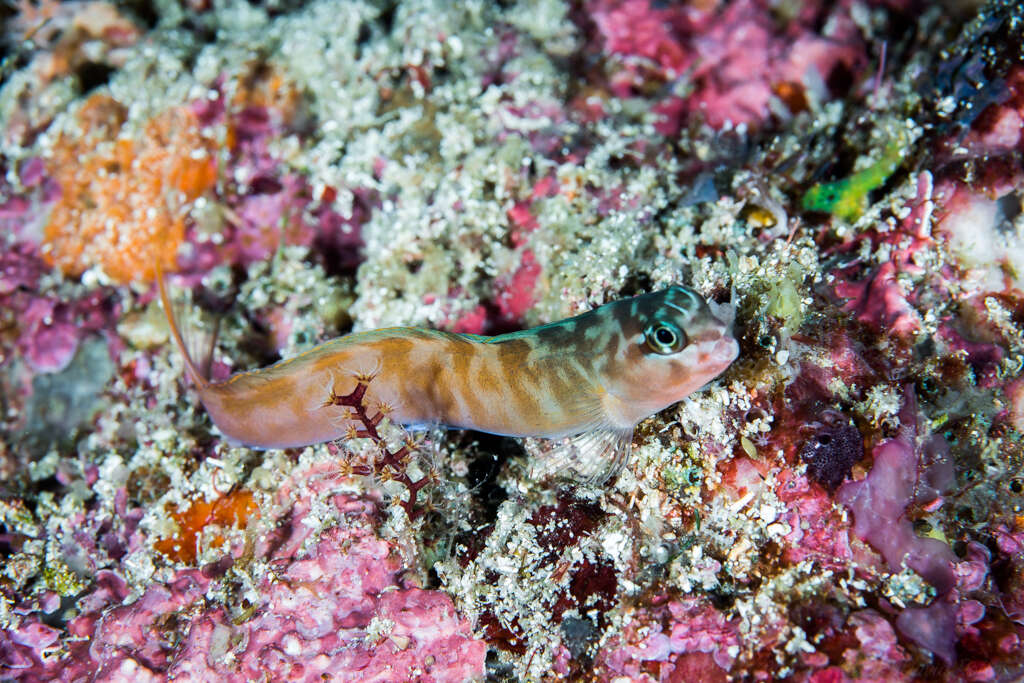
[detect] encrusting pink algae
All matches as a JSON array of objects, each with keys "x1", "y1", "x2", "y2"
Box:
[{"x1": 2, "y1": 0, "x2": 1024, "y2": 681}]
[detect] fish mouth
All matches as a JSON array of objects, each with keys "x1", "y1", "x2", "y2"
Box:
[{"x1": 707, "y1": 335, "x2": 740, "y2": 368}]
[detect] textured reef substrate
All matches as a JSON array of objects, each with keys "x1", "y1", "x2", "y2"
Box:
[{"x1": 2, "y1": 0, "x2": 1024, "y2": 680}]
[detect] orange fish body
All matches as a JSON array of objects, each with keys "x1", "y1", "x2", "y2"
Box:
[{"x1": 160, "y1": 278, "x2": 738, "y2": 482}]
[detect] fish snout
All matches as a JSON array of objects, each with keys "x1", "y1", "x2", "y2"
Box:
[{"x1": 697, "y1": 335, "x2": 740, "y2": 370}]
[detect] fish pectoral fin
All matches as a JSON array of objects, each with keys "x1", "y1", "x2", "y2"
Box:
[
  {"x1": 524, "y1": 427, "x2": 633, "y2": 485},
  {"x1": 516, "y1": 354, "x2": 611, "y2": 430}
]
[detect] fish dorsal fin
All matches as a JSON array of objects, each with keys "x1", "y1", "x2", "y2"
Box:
[
  {"x1": 524, "y1": 426, "x2": 633, "y2": 485},
  {"x1": 156, "y1": 263, "x2": 217, "y2": 389}
]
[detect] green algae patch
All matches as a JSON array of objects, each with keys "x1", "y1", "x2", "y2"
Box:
[{"x1": 802, "y1": 140, "x2": 905, "y2": 222}]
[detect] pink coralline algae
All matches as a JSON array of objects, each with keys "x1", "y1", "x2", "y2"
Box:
[
  {"x1": 836, "y1": 389, "x2": 959, "y2": 663},
  {"x1": 174, "y1": 524, "x2": 485, "y2": 682},
  {"x1": 894, "y1": 600, "x2": 958, "y2": 667},
  {"x1": 17, "y1": 298, "x2": 88, "y2": 373},
  {"x1": 448, "y1": 303, "x2": 488, "y2": 335},
  {"x1": 936, "y1": 318, "x2": 1005, "y2": 386},
  {"x1": 990, "y1": 523, "x2": 1024, "y2": 627},
  {"x1": 490, "y1": 177, "x2": 561, "y2": 325},
  {"x1": 841, "y1": 610, "x2": 911, "y2": 679},
  {"x1": 493, "y1": 249, "x2": 542, "y2": 322},
  {"x1": 0, "y1": 243, "x2": 119, "y2": 374},
  {"x1": 177, "y1": 82, "x2": 365, "y2": 278},
  {"x1": 828, "y1": 170, "x2": 944, "y2": 336},
  {"x1": 596, "y1": 598, "x2": 740, "y2": 680},
  {"x1": 834, "y1": 261, "x2": 922, "y2": 336},
  {"x1": 836, "y1": 424, "x2": 956, "y2": 589},
  {"x1": 775, "y1": 469, "x2": 854, "y2": 570},
  {"x1": 589, "y1": 0, "x2": 869, "y2": 129},
  {"x1": 1, "y1": 478, "x2": 485, "y2": 681},
  {"x1": 0, "y1": 157, "x2": 60, "y2": 242}
]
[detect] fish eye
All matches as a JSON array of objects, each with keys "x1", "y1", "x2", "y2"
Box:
[{"x1": 644, "y1": 322, "x2": 687, "y2": 355}]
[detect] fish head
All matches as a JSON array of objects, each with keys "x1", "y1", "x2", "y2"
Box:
[{"x1": 604, "y1": 285, "x2": 739, "y2": 424}]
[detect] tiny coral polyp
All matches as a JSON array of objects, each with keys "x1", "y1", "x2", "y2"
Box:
[{"x1": 42, "y1": 94, "x2": 217, "y2": 284}]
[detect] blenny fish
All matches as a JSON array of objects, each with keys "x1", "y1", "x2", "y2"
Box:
[{"x1": 159, "y1": 279, "x2": 738, "y2": 483}]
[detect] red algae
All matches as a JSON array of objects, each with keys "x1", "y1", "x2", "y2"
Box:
[{"x1": 176, "y1": 74, "x2": 365, "y2": 279}]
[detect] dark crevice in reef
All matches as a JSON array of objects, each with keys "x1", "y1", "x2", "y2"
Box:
[{"x1": 466, "y1": 433, "x2": 517, "y2": 521}]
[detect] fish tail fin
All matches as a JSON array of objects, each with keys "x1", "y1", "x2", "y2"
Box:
[{"x1": 155, "y1": 261, "x2": 210, "y2": 390}]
